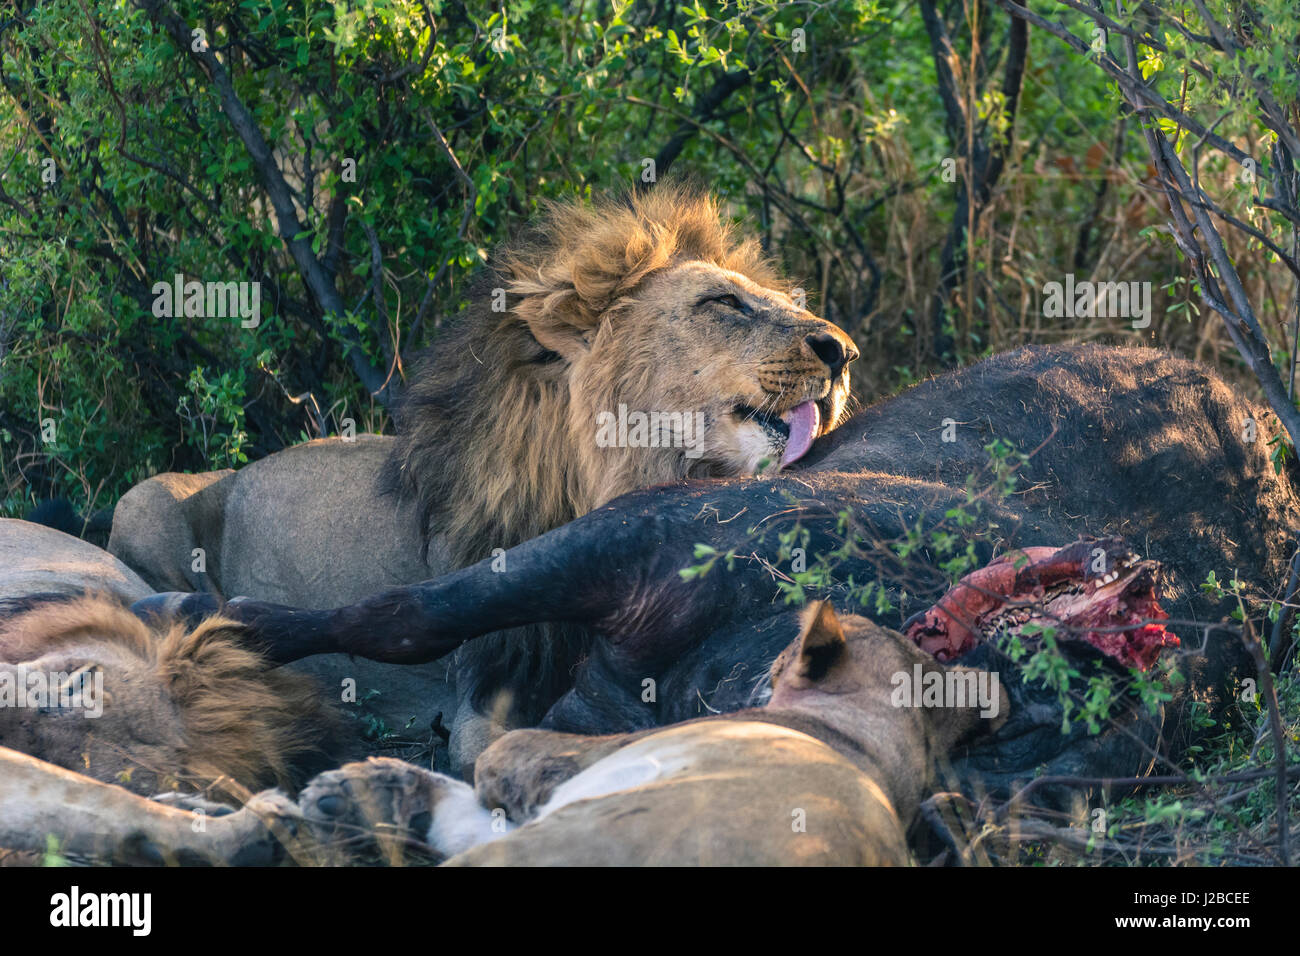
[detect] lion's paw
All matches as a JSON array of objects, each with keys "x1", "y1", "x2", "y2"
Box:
[{"x1": 298, "y1": 757, "x2": 457, "y2": 861}]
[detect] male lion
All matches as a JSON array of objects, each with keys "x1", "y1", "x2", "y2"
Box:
[
  {"x1": 0, "y1": 520, "x2": 346, "y2": 802},
  {"x1": 108, "y1": 185, "x2": 859, "y2": 766},
  {"x1": 187, "y1": 344, "x2": 1300, "y2": 797}
]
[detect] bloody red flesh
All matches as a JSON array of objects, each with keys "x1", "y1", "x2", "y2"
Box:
[{"x1": 904, "y1": 538, "x2": 1177, "y2": 669}]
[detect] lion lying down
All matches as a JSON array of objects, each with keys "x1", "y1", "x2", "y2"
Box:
[
  {"x1": 299, "y1": 601, "x2": 1005, "y2": 865},
  {"x1": 0, "y1": 601, "x2": 1002, "y2": 866},
  {"x1": 0, "y1": 519, "x2": 345, "y2": 864},
  {"x1": 0, "y1": 519, "x2": 346, "y2": 802},
  {"x1": 105, "y1": 184, "x2": 861, "y2": 769}
]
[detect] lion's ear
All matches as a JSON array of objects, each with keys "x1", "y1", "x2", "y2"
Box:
[
  {"x1": 523, "y1": 310, "x2": 592, "y2": 362},
  {"x1": 505, "y1": 279, "x2": 594, "y2": 362},
  {"x1": 793, "y1": 600, "x2": 847, "y2": 680}
]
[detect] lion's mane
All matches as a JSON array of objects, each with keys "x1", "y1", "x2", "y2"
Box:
[
  {"x1": 381, "y1": 184, "x2": 784, "y2": 566},
  {"x1": 380, "y1": 185, "x2": 795, "y2": 723},
  {"x1": 0, "y1": 595, "x2": 342, "y2": 795}
]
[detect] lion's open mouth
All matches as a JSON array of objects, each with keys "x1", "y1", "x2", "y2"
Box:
[
  {"x1": 732, "y1": 400, "x2": 823, "y2": 467},
  {"x1": 903, "y1": 538, "x2": 1177, "y2": 670}
]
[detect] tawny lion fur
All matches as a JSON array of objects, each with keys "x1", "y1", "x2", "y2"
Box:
[
  {"x1": 378, "y1": 185, "x2": 856, "y2": 752},
  {"x1": 0, "y1": 596, "x2": 342, "y2": 797},
  {"x1": 383, "y1": 185, "x2": 813, "y2": 564},
  {"x1": 107, "y1": 185, "x2": 857, "y2": 764}
]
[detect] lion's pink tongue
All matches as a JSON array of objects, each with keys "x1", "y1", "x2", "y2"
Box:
[{"x1": 780, "y1": 401, "x2": 821, "y2": 466}]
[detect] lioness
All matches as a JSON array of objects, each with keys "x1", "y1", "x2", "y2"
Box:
[
  {"x1": 296, "y1": 601, "x2": 1004, "y2": 865},
  {"x1": 108, "y1": 185, "x2": 859, "y2": 765},
  {"x1": 2, "y1": 517, "x2": 152, "y2": 607}
]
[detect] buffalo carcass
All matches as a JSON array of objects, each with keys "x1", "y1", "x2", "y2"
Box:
[{"x1": 140, "y1": 344, "x2": 1300, "y2": 798}]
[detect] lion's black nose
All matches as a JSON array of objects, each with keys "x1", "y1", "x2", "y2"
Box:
[{"x1": 805, "y1": 333, "x2": 857, "y2": 375}]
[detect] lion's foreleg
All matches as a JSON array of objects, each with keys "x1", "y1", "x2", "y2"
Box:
[
  {"x1": 0, "y1": 747, "x2": 298, "y2": 865},
  {"x1": 472, "y1": 727, "x2": 640, "y2": 822}
]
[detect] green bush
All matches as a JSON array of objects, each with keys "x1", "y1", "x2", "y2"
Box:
[{"x1": 0, "y1": 0, "x2": 1285, "y2": 517}]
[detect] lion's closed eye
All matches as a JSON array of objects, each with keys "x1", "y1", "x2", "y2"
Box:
[{"x1": 698, "y1": 292, "x2": 748, "y2": 313}]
